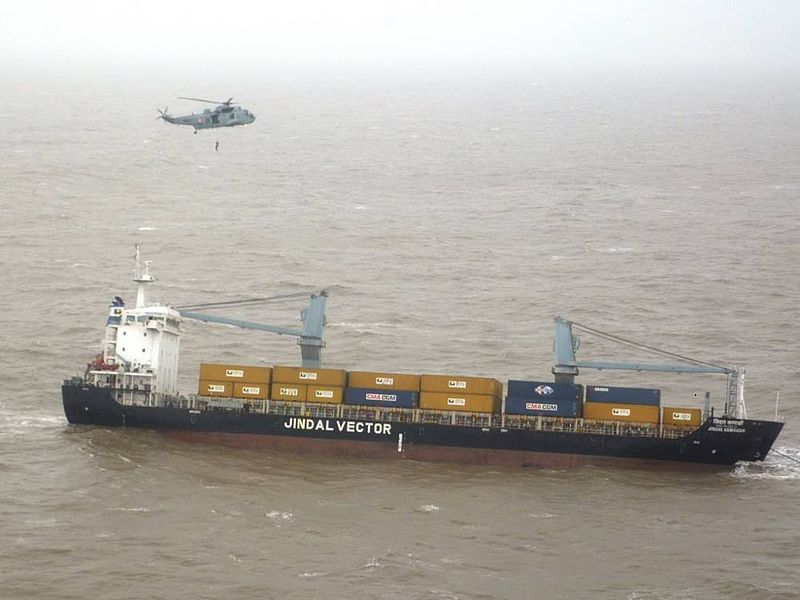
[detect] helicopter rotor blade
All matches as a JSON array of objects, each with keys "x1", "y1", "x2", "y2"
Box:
[{"x1": 178, "y1": 96, "x2": 232, "y2": 105}]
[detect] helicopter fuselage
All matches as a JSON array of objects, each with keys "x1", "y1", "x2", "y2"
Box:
[{"x1": 161, "y1": 105, "x2": 256, "y2": 131}]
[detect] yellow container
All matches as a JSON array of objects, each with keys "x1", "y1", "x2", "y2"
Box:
[
  {"x1": 419, "y1": 391, "x2": 499, "y2": 413},
  {"x1": 662, "y1": 407, "x2": 702, "y2": 427},
  {"x1": 583, "y1": 402, "x2": 659, "y2": 424},
  {"x1": 198, "y1": 380, "x2": 233, "y2": 397},
  {"x1": 421, "y1": 374, "x2": 502, "y2": 397},
  {"x1": 271, "y1": 383, "x2": 307, "y2": 402},
  {"x1": 199, "y1": 363, "x2": 272, "y2": 384},
  {"x1": 348, "y1": 371, "x2": 421, "y2": 392},
  {"x1": 272, "y1": 366, "x2": 347, "y2": 387},
  {"x1": 233, "y1": 382, "x2": 269, "y2": 400},
  {"x1": 307, "y1": 385, "x2": 344, "y2": 404}
]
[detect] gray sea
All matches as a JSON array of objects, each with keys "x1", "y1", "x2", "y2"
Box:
[{"x1": 1, "y1": 64, "x2": 799, "y2": 599}]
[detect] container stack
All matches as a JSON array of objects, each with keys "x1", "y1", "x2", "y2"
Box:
[
  {"x1": 345, "y1": 371, "x2": 420, "y2": 408},
  {"x1": 419, "y1": 374, "x2": 502, "y2": 413},
  {"x1": 271, "y1": 366, "x2": 347, "y2": 404},
  {"x1": 198, "y1": 364, "x2": 272, "y2": 401},
  {"x1": 504, "y1": 381, "x2": 582, "y2": 417},
  {"x1": 583, "y1": 385, "x2": 660, "y2": 424}
]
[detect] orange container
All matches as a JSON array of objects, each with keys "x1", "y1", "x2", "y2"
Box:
[
  {"x1": 662, "y1": 407, "x2": 702, "y2": 427},
  {"x1": 347, "y1": 371, "x2": 420, "y2": 392},
  {"x1": 419, "y1": 392, "x2": 499, "y2": 413},
  {"x1": 271, "y1": 383, "x2": 307, "y2": 402},
  {"x1": 272, "y1": 366, "x2": 347, "y2": 387},
  {"x1": 199, "y1": 363, "x2": 271, "y2": 384},
  {"x1": 198, "y1": 380, "x2": 233, "y2": 397},
  {"x1": 583, "y1": 401, "x2": 659, "y2": 424},
  {"x1": 233, "y1": 382, "x2": 269, "y2": 400},
  {"x1": 421, "y1": 374, "x2": 502, "y2": 397},
  {"x1": 307, "y1": 385, "x2": 344, "y2": 404}
]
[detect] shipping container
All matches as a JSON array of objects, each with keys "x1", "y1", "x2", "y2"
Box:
[
  {"x1": 199, "y1": 363, "x2": 272, "y2": 384},
  {"x1": 585, "y1": 385, "x2": 660, "y2": 406},
  {"x1": 307, "y1": 385, "x2": 344, "y2": 404},
  {"x1": 505, "y1": 396, "x2": 581, "y2": 417},
  {"x1": 270, "y1": 383, "x2": 307, "y2": 402},
  {"x1": 662, "y1": 407, "x2": 702, "y2": 427},
  {"x1": 347, "y1": 371, "x2": 421, "y2": 392},
  {"x1": 272, "y1": 365, "x2": 347, "y2": 387},
  {"x1": 583, "y1": 402, "x2": 659, "y2": 424},
  {"x1": 198, "y1": 380, "x2": 233, "y2": 398},
  {"x1": 233, "y1": 382, "x2": 269, "y2": 400},
  {"x1": 344, "y1": 387, "x2": 418, "y2": 408},
  {"x1": 420, "y1": 392, "x2": 499, "y2": 413},
  {"x1": 421, "y1": 374, "x2": 502, "y2": 397},
  {"x1": 506, "y1": 380, "x2": 581, "y2": 401}
]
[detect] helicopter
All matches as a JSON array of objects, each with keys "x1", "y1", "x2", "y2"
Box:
[{"x1": 157, "y1": 97, "x2": 255, "y2": 133}]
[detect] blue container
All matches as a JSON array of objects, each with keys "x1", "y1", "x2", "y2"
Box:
[
  {"x1": 507, "y1": 380, "x2": 580, "y2": 401},
  {"x1": 505, "y1": 396, "x2": 581, "y2": 417},
  {"x1": 585, "y1": 385, "x2": 660, "y2": 406},
  {"x1": 344, "y1": 387, "x2": 418, "y2": 408}
]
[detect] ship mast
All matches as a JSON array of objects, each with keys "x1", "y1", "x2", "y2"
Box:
[{"x1": 133, "y1": 244, "x2": 154, "y2": 308}]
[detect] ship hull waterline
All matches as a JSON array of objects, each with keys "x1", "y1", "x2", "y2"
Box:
[{"x1": 62, "y1": 384, "x2": 783, "y2": 469}]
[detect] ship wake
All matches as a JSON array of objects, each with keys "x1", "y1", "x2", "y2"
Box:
[{"x1": 731, "y1": 446, "x2": 800, "y2": 480}]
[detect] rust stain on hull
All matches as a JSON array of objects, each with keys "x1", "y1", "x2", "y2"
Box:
[{"x1": 162, "y1": 430, "x2": 722, "y2": 471}]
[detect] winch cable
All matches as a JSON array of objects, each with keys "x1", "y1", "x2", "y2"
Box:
[
  {"x1": 569, "y1": 321, "x2": 731, "y2": 372},
  {"x1": 773, "y1": 449, "x2": 800, "y2": 465}
]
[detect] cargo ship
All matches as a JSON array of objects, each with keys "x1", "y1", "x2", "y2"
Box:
[{"x1": 61, "y1": 248, "x2": 784, "y2": 468}]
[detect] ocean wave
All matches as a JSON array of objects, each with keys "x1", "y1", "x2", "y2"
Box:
[
  {"x1": 731, "y1": 446, "x2": 800, "y2": 480},
  {"x1": 0, "y1": 412, "x2": 65, "y2": 434},
  {"x1": 595, "y1": 246, "x2": 635, "y2": 254},
  {"x1": 329, "y1": 321, "x2": 410, "y2": 334},
  {"x1": 266, "y1": 510, "x2": 294, "y2": 525},
  {"x1": 415, "y1": 504, "x2": 441, "y2": 513}
]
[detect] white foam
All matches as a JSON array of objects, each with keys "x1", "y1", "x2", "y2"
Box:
[
  {"x1": 596, "y1": 246, "x2": 634, "y2": 254},
  {"x1": 363, "y1": 557, "x2": 381, "y2": 568},
  {"x1": 266, "y1": 510, "x2": 294, "y2": 525},
  {"x1": 416, "y1": 504, "x2": 440, "y2": 513},
  {"x1": 731, "y1": 446, "x2": 800, "y2": 481},
  {"x1": 0, "y1": 413, "x2": 65, "y2": 434},
  {"x1": 329, "y1": 321, "x2": 407, "y2": 334},
  {"x1": 138, "y1": 226, "x2": 157, "y2": 231}
]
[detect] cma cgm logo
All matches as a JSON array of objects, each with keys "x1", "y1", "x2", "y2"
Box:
[
  {"x1": 534, "y1": 385, "x2": 554, "y2": 396},
  {"x1": 525, "y1": 403, "x2": 558, "y2": 411}
]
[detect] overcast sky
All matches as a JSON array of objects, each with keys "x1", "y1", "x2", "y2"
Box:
[{"x1": 2, "y1": 0, "x2": 799, "y2": 70}]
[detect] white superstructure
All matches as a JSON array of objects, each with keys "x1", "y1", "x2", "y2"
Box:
[{"x1": 88, "y1": 246, "x2": 183, "y2": 403}]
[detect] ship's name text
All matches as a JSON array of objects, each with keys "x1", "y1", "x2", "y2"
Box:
[
  {"x1": 708, "y1": 418, "x2": 746, "y2": 434},
  {"x1": 283, "y1": 417, "x2": 392, "y2": 435}
]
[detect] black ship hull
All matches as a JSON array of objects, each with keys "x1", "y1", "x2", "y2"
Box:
[{"x1": 62, "y1": 383, "x2": 783, "y2": 468}]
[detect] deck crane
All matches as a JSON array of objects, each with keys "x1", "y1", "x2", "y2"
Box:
[
  {"x1": 552, "y1": 317, "x2": 746, "y2": 419},
  {"x1": 176, "y1": 291, "x2": 328, "y2": 368}
]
